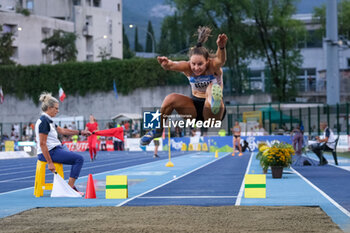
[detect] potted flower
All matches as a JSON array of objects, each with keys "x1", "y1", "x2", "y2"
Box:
[
  {"x1": 256, "y1": 142, "x2": 270, "y2": 173},
  {"x1": 260, "y1": 142, "x2": 294, "y2": 178}
]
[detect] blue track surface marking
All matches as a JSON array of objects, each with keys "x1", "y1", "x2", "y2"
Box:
[
  {"x1": 1, "y1": 149, "x2": 350, "y2": 231},
  {"x1": 293, "y1": 163, "x2": 350, "y2": 212},
  {"x1": 0, "y1": 151, "x2": 186, "y2": 194},
  {"x1": 0, "y1": 151, "x2": 221, "y2": 218},
  {"x1": 292, "y1": 167, "x2": 350, "y2": 231},
  {"x1": 123, "y1": 152, "x2": 250, "y2": 206}
]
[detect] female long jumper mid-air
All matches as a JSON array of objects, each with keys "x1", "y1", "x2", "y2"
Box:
[{"x1": 141, "y1": 26, "x2": 227, "y2": 145}]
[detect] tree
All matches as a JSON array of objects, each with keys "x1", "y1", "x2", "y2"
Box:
[
  {"x1": 42, "y1": 30, "x2": 78, "y2": 63},
  {"x1": 134, "y1": 26, "x2": 143, "y2": 52},
  {"x1": 145, "y1": 21, "x2": 156, "y2": 53},
  {"x1": 166, "y1": 0, "x2": 256, "y2": 94},
  {"x1": 164, "y1": 0, "x2": 304, "y2": 100},
  {"x1": 158, "y1": 18, "x2": 171, "y2": 55},
  {"x1": 158, "y1": 14, "x2": 187, "y2": 55},
  {"x1": 123, "y1": 25, "x2": 134, "y2": 59},
  {"x1": 314, "y1": 0, "x2": 350, "y2": 40},
  {"x1": 0, "y1": 25, "x2": 15, "y2": 65},
  {"x1": 250, "y1": 0, "x2": 305, "y2": 101}
]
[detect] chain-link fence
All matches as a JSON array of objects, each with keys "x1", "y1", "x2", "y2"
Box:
[
  {"x1": 225, "y1": 103, "x2": 350, "y2": 137},
  {"x1": 1, "y1": 102, "x2": 349, "y2": 150}
]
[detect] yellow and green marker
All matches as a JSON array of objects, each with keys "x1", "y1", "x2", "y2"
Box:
[
  {"x1": 244, "y1": 174, "x2": 266, "y2": 198},
  {"x1": 106, "y1": 175, "x2": 128, "y2": 199}
]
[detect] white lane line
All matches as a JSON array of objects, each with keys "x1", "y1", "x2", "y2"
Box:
[
  {"x1": 0, "y1": 156, "x2": 149, "y2": 173},
  {"x1": 291, "y1": 167, "x2": 350, "y2": 218},
  {"x1": 0, "y1": 151, "x2": 160, "y2": 171},
  {"x1": 0, "y1": 157, "x2": 161, "y2": 182},
  {"x1": 0, "y1": 155, "x2": 186, "y2": 195},
  {"x1": 235, "y1": 152, "x2": 254, "y2": 206},
  {"x1": 116, "y1": 152, "x2": 231, "y2": 207},
  {"x1": 138, "y1": 196, "x2": 237, "y2": 199}
]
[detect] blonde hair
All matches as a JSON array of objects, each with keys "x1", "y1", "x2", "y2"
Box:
[
  {"x1": 39, "y1": 92, "x2": 58, "y2": 112},
  {"x1": 188, "y1": 26, "x2": 213, "y2": 60},
  {"x1": 196, "y1": 26, "x2": 212, "y2": 46}
]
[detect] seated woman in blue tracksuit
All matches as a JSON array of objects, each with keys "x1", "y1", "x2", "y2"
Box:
[{"x1": 35, "y1": 92, "x2": 91, "y2": 194}]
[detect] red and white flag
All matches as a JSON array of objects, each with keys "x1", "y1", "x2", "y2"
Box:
[
  {"x1": 94, "y1": 127, "x2": 124, "y2": 141},
  {"x1": 0, "y1": 86, "x2": 4, "y2": 104},
  {"x1": 59, "y1": 85, "x2": 66, "y2": 102}
]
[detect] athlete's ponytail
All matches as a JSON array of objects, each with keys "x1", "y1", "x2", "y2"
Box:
[
  {"x1": 196, "y1": 26, "x2": 212, "y2": 47},
  {"x1": 189, "y1": 26, "x2": 213, "y2": 60}
]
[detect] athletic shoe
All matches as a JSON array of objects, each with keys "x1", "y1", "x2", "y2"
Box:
[
  {"x1": 238, "y1": 153, "x2": 243, "y2": 156},
  {"x1": 153, "y1": 154, "x2": 160, "y2": 158},
  {"x1": 72, "y1": 186, "x2": 84, "y2": 196},
  {"x1": 232, "y1": 153, "x2": 235, "y2": 156},
  {"x1": 211, "y1": 84, "x2": 222, "y2": 114},
  {"x1": 140, "y1": 129, "x2": 162, "y2": 146}
]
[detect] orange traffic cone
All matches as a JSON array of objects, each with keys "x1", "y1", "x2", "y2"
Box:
[{"x1": 85, "y1": 174, "x2": 96, "y2": 199}]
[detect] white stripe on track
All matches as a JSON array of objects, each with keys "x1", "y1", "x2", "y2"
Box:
[
  {"x1": 0, "y1": 156, "x2": 155, "y2": 178},
  {"x1": 116, "y1": 152, "x2": 231, "y2": 207},
  {"x1": 291, "y1": 167, "x2": 350, "y2": 218},
  {"x1": 235, "y1": 152, "x2": 254, "y2": 206},
  {"x1": 0, "y1": 153, "x2": 191, "y2": 195},
  {"x1": 0, "y1": 155, "x2": 148, "y2": 172},
  {"x1": 0, "y1": 157, "x2": 163, "y2": 182}
]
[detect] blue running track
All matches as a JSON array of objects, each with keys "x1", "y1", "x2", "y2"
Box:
[{"x1": 0, "y1": 150, "x2": 349, "y2": 231}]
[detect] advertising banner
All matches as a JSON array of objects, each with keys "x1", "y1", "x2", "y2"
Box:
[
  {"x1": 125, "y1": 138, "x2": 163, "y2": 152},
  {"x1": 163, "y1": 135, "x2": 299, "y2": 152},
  {"x1": 63, "y1": 140, "x2": 114, "y2": 152},
  {"x1": 5, "y1": 141, "x2": 15, "y2": 151}
]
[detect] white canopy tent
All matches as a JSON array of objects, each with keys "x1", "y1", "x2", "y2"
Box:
[{"x1": 111, "y1": 113, "x2": 142, "y2": 122}]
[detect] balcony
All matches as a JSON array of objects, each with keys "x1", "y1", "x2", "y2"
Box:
[{"x1": 82, "y1": 24, "x2": 93, "y2": 36}]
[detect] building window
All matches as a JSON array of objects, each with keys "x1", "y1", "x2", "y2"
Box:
[
  {"x1": 11, "y1": 47, "x2": 18, "y2": 59},
  {"x1": 42, "y1": 49, "x2": 53, "y2": 64},
  {"x1": 86, "y1": 16, "x2": 93, "y2": 27},
  {"x1": 73, "y1": 0, "x2": 81, "y2": 6},
  {"x1": 347, "y1": 58, "x2": 350, "y2": 68},
  {"x1": 86, "y1": 55, "x2": 93, "y2": 61},
  {"x1": 109, "y1": 40, "x2": 113, "y2": 54},
  {"x1": 306, "y1": 30, "x2": 322, "y2": 48},
  {"x1": 117, "y1": 3, "x2": 120, "y2": 11},
  {"x1": 109, "y1": 20, "x2": 112, "y2": 34},
  {"x1": 2, "y1": 25, "x2": 12, "y2": 33},
  {"x1": 2, "y1": 24, "x2": 19, "y2": 36},
  {"x1": 26, "y1": 0, "x2": 33, "y2": 10},
  {"x1": 41, "y1": 27, "x2": 51, "y2": 41},
  {"x1": 93, "y1": 0, "x2": 101, "y2": 7},
  {"x1": 86, "y1": 36, "x2": 93, "y2": 54}
]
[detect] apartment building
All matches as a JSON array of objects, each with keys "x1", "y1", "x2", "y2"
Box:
[
  {"x1": 227, "y1": 14, "x2": 350, "y2": 102},
  {"x1": 0, "y1": 0, "x2": 123, "y2": 65}
]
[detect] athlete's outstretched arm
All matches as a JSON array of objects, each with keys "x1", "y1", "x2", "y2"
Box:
[
  {"x1": 213, "y1": 33, "x2": 227, "y2": 68},
  {"x1": 157, "y1": 56, "x2": 190, "y2": 73}
]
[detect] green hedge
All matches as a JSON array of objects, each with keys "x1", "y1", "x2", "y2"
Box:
[{"x1": 0, "y1": 58, "x2": 188, "y2": 104}]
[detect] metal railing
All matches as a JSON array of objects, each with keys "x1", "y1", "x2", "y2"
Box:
[{"x1": 225, "y1": 102, "x2": 350, "y2": 137}]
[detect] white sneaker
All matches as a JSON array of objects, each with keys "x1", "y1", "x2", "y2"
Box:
[{"x1": 211, "y1": 84, "x2": 222, "y2": 114}]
